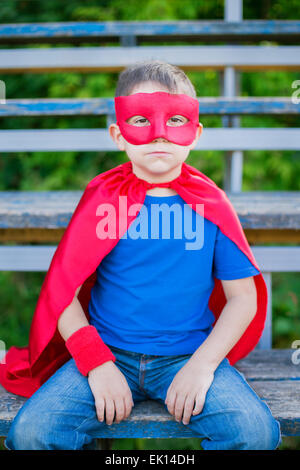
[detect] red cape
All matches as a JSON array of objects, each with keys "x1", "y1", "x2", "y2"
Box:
[{"x1": 0, "y1": 161, "x2": 267, "y2": 397}]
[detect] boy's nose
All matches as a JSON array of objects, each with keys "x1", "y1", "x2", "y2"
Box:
[{"x1": 151, "y1": 136, "x2": 169, "y2": 143}]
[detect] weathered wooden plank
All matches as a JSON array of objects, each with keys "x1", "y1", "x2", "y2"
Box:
[
  {"x1": 0, "y1": 21, "x2": 300, "y2": 44},
  {"x1": 1, "y1": 46, "x2": 300, "y2": 73},
  {"x1": 0, "y1": 98, "x2": 114, "y2": 117},
  {"x1": 0, "y1": 191, "x2": 80, "y2": 229},
  {"x1": 0, "y1": 191, "x2": 82, "y2": 229},
  {"x1": 249, "y1": 381, "x2": 300, "y2": 436},
  {"x1": 226, "y1": 191, "x2": 300, "y2": 230},
  {"x1": 0, "y1": 129, "x2": 113, "y2": 152},
  {"x1": 1, "y1": 191, "x2": 299, "y2": 230},
  {"x1": 0, "y1": 244, "x2": 299, "y2": 273},
  {"x1": 1, "y1": 245, "x2": 299, "y2": 272},
  {"x1": 0, "y1": 99, "x2": 114, "y2": 117},
  {"x1": 244, "y1": 229, "x2": 300, "y2": 244},
  {"x1": 0, "y1": 228, "x2": 299, "y2": 244},
  {"x1": 0, "y1": 228, "x2": 65, "y2": 243},
  {"x1": 1, "y1": 128, "x2": 300, "y2": 152},
  {"x1": 1, "y1": 386, "x2": 299, "y2": 438},
  {"x1": 1, "y1": 350, "x2": 299, "y2": 437},
  {"x1": 0, "y1": 246, "x2": 56, "y2": 271},
  {"x1": 1, "y1": 97, "x2": 300, "y2": 117},
  {"x1": 236, "y1": 349, "x2": 300, "y2": 380},
  {"x1": 253, "y1": 247, "x2": 300, "y2": 272},
  {"x1": 0, "y1": 392, "x2": 192, "y2": 438}
]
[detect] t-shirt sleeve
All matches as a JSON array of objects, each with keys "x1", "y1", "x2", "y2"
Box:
[{"x1": 213, "y1": 227, "x2": 260, "y2": 280}]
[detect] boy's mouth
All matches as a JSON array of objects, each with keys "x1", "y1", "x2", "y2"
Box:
[{"x1": 147, "y1": 151, "x2": 171, "y2": 156}]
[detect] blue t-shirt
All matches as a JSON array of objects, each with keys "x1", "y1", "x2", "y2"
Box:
[{"x1": 88, "y1": 193, "x2": 260, "y2": 355}]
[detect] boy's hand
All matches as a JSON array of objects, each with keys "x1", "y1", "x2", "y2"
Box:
[
  {"x1": 164, "y1": 358, "x2": 215, "y2": 426},
  {"x1": 87, "y1": 360, "x2": 134, "y2": 425}
]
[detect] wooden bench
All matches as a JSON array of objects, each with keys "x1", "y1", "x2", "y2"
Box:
[
  {"x1": 1, "y1": 20, "x2": 300, "y2": 45},
  {"x1": 1, "y1": 0, "x2": 300, "y2": 446},
  {"x1": 1, "y1": 350, "x2": 300, "y2": 441}
]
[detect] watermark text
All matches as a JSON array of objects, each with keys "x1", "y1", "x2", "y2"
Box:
[{"x1": 95, "y1": 196, "x2": 205, "y2": 250}]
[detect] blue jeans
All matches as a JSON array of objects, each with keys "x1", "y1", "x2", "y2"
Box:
[{"x1": 5, "y1": 345, "x2": 281, "y2": 450}]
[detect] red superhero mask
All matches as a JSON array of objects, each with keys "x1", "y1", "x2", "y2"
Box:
[{"x1": 114, "y1": 91, "x2": 201, "y2": 146}]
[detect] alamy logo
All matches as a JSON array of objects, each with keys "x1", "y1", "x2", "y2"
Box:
[
  {"x1": 291, "y1": 80, "x2": 300, "y2": 104},
  {"x1": 0, "y1": 80, "x2": 6, "y2": 104},
  {"x1": 0, "y1": 340, "x2": 6, "y2": 364},
  {"x1": 95, "y1": 196, "x2": 205, "y2": 250},
  {"x1": 291, "y1": 340, "x2": 300, "y2": 365}
]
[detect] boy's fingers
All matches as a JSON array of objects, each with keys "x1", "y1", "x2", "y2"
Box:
[
  {"x1": 174, "y1": 394, "x2": 186, "y2": 422},
  {"x1": 182, "y1": 396, "x2": 195, "y2": 424},
  {"x1": 124, "y1": 395, "x2": 134, "y2": 419},
  {"x1": 114, "y1": 397, "x2": 125, "y2": 423},
  {"x1": 192, "y1": 393, "x2": 205, "y2": 416},
  {"x1": 165, "y1": 389, "x2": 176, "y2": 415},
  {"x1": 95, "y1": 397, "x2": 105, "y2": 422},
  {"x1": 105, "y1": 398, "x2": 115, "y2": 425}
]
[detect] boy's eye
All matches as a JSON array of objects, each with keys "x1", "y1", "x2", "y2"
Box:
[
  {"x1": 126, "y1": 115, "x2": 189, "y2": 126},
  {"x1": 126, "y1": 116, "x2": 149, "y2": 126},
  {"x1": 168, "y1": 115, "x2": 189, "y2": 126},
  {"x1": 131, "y1": 117, "x2": 149, "y2": 125}
]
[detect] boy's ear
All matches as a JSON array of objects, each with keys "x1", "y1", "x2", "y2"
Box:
[
  {"x1": 189, "y1": 122, "x2": 203, "y2": 150},
  {"x1": 109, "y1": 123, "x2": 126, "y2": 151},
  {"x1": 198, "y1": 122, "x2": 203, "y2": 136}
]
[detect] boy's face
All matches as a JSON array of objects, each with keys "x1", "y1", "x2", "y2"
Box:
[{"x1": 109, "y1": 81, "x2": 203, "y2": 181}]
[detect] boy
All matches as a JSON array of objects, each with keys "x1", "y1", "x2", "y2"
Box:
[{"x1": 3, "y1": 60, "x2": 281, "y2": 450}]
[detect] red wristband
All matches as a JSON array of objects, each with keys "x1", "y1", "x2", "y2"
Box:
[{"x1": 65, "y1": 325, "x2": 116, "y2": 376}]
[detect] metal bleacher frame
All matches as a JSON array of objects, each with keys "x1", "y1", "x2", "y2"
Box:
[{"x1": 0, "y1": 0, "x2": 300, "y2": 442}]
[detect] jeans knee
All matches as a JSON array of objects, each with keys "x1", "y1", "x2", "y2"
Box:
[
  {"x1": 254, "y1": 412, "x2": 281, "y2": 450},
  {"x1": 199, "y1": 405, "x2": 281, "y2": 451},
  {"x1": 5, "y1": 403, "x2": 96, "y2": 450},
  {"x1": 235, "y1": 406, "x2": 281, "y2": 450},
  {"x1": 6, "y1": 408, "x2": 42, "y2": 450}
]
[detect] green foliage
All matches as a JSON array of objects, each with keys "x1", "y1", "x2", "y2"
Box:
[
  {"x1": 272, "y1": 273, "x2": 300, "y2": 347},
  {"x1": 0, "y1": 0, "x2": 225, "y2": 23},
  {"x1": 110, "y1": 438, "x2": 203, "y2": 450},
  {"x1": 0, "y1": 272, "x2": 42, "y2": 348}
]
